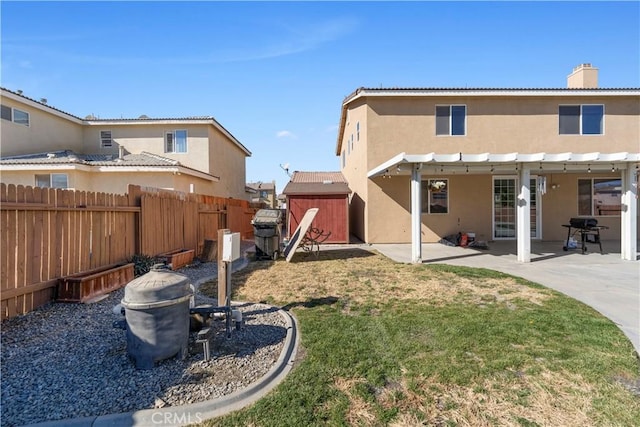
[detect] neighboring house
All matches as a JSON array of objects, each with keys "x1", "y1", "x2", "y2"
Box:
[
  {"x1": 0, "y1": 88, "x2": 251, "y2": 198},
  {"x1": 246, "y1": 181, "x2": 277, "y2": 208},
  {"x1": 282, "y1": 171, "x2": 351, "y2": 243},
  {"x1": 336, "y1": 64, "x2": 639, "y2": 262}
]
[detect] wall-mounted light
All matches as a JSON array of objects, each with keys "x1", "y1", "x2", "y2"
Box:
[
  {"x1": 587, "y1": 164, "x2": 591, "y2": 173},
  {"x1": 465, "y1": 165, "x2": 469, "y2": 173},
  {"x1": 490, "y1": 165, "x2": 494, "y2": 173},
  {"x1": 611, "y1": 164, "x2": 616, "y2": 173},
  {"x1": 563, "y1": 163, "x2": 567, "y2": 173}
]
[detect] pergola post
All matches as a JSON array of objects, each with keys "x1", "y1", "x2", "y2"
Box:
[
  {"x1": 411, "y1": 163, "x2": 422, "y2": 263},
  {"x1": 517, "y1": 165, "x2": 531, "y2": 262},
  {"x1": 621, "y1": 166, "x2": 638, "y2": 261}
]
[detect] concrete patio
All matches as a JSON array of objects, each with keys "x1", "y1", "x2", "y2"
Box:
[{"x1": 368, "y1": 240, "x2": 640, "y2": 354}]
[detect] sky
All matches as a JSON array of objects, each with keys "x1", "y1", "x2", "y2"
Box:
[{"x1": 2, "y1": 1, "x2": 639, "y2": 192}]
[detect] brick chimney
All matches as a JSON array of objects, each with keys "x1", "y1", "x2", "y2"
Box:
[{"x1": 567, "y1": 63, "x2": 598, "y2": 88}]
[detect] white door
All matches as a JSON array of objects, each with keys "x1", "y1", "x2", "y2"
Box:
[{"x1": 493, "y1": 177, "x2": 540, "y2": 240}]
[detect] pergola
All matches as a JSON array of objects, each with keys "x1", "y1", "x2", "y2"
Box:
[{"x1": 368, "y1": 151, "x2": 640, "y2": 263}]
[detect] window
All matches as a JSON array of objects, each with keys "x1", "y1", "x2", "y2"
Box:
[
  {"x1": 342, "y1": 150, "x2": 345, "y2": 168},
  {"x1": 421, "y1": 179, "x2": 449, "y2": 214},
  {"x1": 0, "y1": 104, "x2": 30, "y2": 126},
  {"x1": 356, "y1": 122, "x2": 360, "y2": 141},
  {"x1": 436, "y1": 105, "x2": 466, "y2": 136},
  {"x1": 578, "y1": 178, "x2": 621, "y2": 216},
  {"x1": 165, "y1": 132, "x2": 174, "y2": 153},
  {"x1": 1, "y1": 105, "x2": 11, "y2": 121},
  {"x1": 175, "y1": 130, "x2": 187, "y2": 153},
  {"x1": 559, "y1": 105, "x2": 603, "y2": 135},
  {"x1": 100, "y1": 130, "x2": 112, "y2": 148},
  {"x1": 165, "y1": 130, "x2": 187, "y2": 153},
  {"x1": 35, "y1": 174, "x2": 68, "y2": 189},
  {"x1": 13, "y1": 109, "x2": 30, "y2": 126}
]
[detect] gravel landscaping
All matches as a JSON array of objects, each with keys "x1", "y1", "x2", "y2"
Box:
[{"x1": 1, "y1": 256, "x2": 287, "y2": 427}]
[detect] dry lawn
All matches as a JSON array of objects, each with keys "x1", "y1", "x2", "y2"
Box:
[
  {"x1": 334, "y1": 367, "x2": 597, "y2": 427},
  {"x1": 201, "y1": 247, "x2": 551, "y2": 309}
]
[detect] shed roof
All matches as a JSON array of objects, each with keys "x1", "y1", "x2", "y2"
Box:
[{"x1": 290, "y1": 171, "x2": 347, "y2": 183}]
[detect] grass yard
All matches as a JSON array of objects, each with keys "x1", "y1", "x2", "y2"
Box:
[{"x1": 198, "y1": 248, "x2": 639, "y2": 426}]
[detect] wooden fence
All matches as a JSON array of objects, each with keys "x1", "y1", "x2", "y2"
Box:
[{"x1": 1, "y1": 183, "x2": 259, "y2": 320}]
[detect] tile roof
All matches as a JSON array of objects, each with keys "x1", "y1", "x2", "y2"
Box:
[
  {"x1": 1, "y1": 87, "x2": 82, "y2": 120},
  {"x1": 0, "y1": 150, "x2": 180, "y2": 167},
  {"x1": 290, "y1": 171, "x2": 347, "y2": 183}
]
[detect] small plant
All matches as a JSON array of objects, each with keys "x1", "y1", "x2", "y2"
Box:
[{"x1": 128, "y1": 253, "x2": 159, "y2": 277}]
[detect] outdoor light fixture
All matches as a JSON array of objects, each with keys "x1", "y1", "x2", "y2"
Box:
[
  {"x1": 465, "y1": 165, "x2": 469, "y2": 173},
  {"x1": 588, "y1": 164, "x2": 591, "y2": 173},
  {"x1": 490, "y1": 165, "x2": 494, "y2": 173},
  {"x1": 563, "y1": 163, "x2": 567, "y2": 173},
  {"x1": 611, "y1": 164, "x2": 616, "y2": 172}
]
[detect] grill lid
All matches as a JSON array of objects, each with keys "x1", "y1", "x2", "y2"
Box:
[
  {"x1": 122, "y1": 264, "x2": 192, "y2": 308},
  {"x1": 569, "y1": 217, "x2": 598, "y2": 228}
]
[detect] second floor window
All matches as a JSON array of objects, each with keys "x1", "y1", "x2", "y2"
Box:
[
  {"x1": 100, "y1": 130, "x2": 112, "y2": 148},
  {"x1": 436, "y1": 105, "x2": 466, "y2": 136},
  {"x1": 559, "y1": 105, "x2": 604, "y2": 135},
  {"x1": 1, "y1": 104, "x2": 30, "y2": 126},
  {"x1": 165, "y1": 130, "x2": 187, "y2": 153}
]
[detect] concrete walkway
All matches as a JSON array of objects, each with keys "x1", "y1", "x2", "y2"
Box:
[{"x1": 369, "y1": 240, "x2": 640, "y2": 354}]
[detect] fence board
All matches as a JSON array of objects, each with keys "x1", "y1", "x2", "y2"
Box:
[{"x1": 1, "y1": 185, "x2": 253, "y2": 320}]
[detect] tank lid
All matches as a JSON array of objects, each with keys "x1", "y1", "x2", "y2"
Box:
[{"x1": 122, "y1": 266, "x2": 192, "y2": 307}]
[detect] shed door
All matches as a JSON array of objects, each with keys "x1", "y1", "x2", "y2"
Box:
[{"x1": 287, "y1": 196, "x2": 348, "y2": 243}]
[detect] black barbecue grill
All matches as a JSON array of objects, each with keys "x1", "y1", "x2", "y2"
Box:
[{"x1": 562, "y1": 217, "x2": 609, "y2": 254}]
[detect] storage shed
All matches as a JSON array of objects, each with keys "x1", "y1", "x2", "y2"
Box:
[{"x1": 282, "y1": 172, "x2": 351, "y2": 244}]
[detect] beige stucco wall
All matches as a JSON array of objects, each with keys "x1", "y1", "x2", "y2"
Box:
[
  {"x1": 341, "y1": 93, "x2": 640, "y2": 244},
  {"x1": 208, "y1": 126, "x2": 247, "y2": 200},
  {"x1": 340, "y1": 100, "x2": 368, "y2": 241},
  {"x1": 0, "y1": 168, "x2": 213, "y2": 196},
  {"x1": 364, "y1": 95, "x2": 640, "y2": 170},
  {"x1": 0, "y1": 96, "x2": 84, "y2": 156},
  {"x1": 82, "y1": 124, "x2": 212, "y2": 173}
]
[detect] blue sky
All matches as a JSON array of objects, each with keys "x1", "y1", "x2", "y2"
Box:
[{"x1": 2, "y1": 1, "x2": 639, "y2": 192}]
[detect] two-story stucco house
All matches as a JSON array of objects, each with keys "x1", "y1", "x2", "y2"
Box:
[
  {"x1": 336, "y1": 64, "x2": 639, "y2": 262},
  {"x1": 0, "y1": 88, "x2": 251, "y2": 198}
]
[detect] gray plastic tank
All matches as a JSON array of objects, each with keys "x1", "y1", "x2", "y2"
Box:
[{"x1": 121, "y1": 265, "x2": 193, "y2": 369}]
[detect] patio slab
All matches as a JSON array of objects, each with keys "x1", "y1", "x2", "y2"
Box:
[{"x1": 369, "y1": 240, "x2": 640, "y2": 354}]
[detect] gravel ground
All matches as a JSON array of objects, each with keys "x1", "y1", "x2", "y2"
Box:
[{"x1": 1, "y1": 252, "x2": 288, "y2": 427}]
